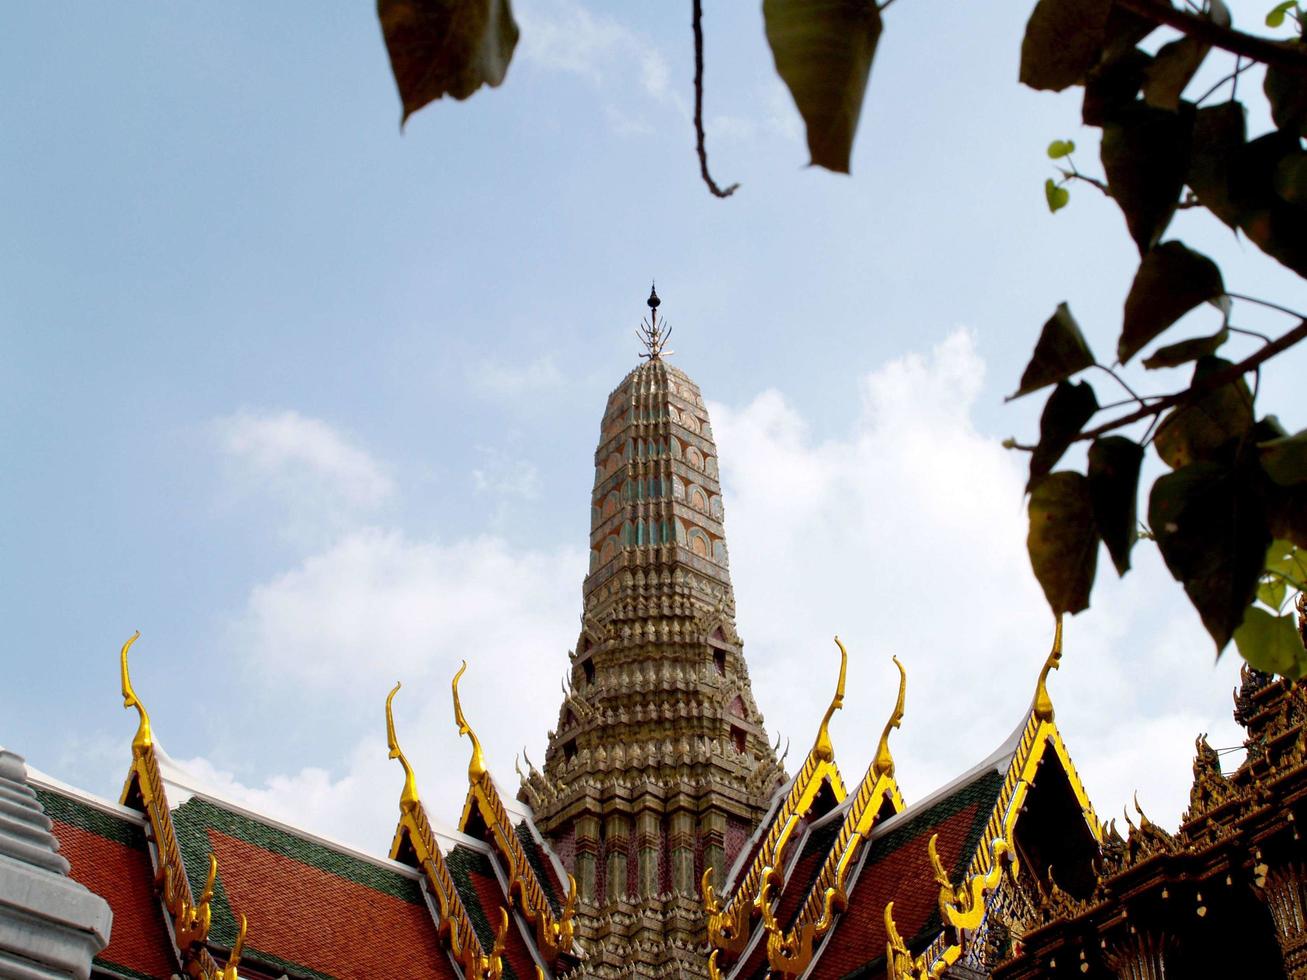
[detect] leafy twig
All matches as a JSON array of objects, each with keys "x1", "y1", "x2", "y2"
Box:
[
  {"x1": 1116, "y1": 0, "x2": 1307, "y2": 74},
  {"x1": 692, "y1": 0, "x2": 739, "y2": 198},
  {"x1": 1074, "y1": 316, "x2": 1307, "y2": 442}
]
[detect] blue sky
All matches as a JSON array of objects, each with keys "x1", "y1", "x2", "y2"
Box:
[{"x1": 4, "y1": 1, "x2": 1305, "y2": 849}]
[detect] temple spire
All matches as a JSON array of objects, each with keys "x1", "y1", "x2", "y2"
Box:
[{"x1": 636, "y1": 282, "x2": 673, "y2": 361}]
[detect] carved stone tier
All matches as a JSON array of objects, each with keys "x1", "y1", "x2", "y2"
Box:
[{"x1": 522, "y1": 341, "x2": 784, "y2": 978}]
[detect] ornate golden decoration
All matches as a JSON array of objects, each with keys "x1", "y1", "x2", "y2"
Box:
[
  {"x1": 117, "y1": 634, "x2": 246, "y2": 980},
  {"x1": 911, "y1": 619, "x2": 1100, "y2": 976},
  {"x1": 886, "y1": 901, "x2": 937, "y2": 980},
  {"x1": 386, "y1": 682, "x2": 507, "y2": 980},
  {"x1": 220, "y1": 914, "x2": 247, "y2": 980},
  {"x1": 704, "y1": 638, "x2": 850, "y2": 962},
  {"x1": 452, "y1": 663, "x2": 577, "y2": 965},
  {"x1": 452, "y1": 661, "x2": 489, "y2": 781},
  {"x1": 1032, "y1": 615, "x2": 1062, "y2": 724},
  {"x1": 929, "y1": 832, "x2": 1012, "y2": 933},
  {"x1": 760, "y1": 655, "x2": 908, "y2": 977},
  {"x1": 813, "y1": 635, "x2": 848, "y2": 763}
]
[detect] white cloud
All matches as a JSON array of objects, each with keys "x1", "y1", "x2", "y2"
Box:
[
  {"x1": 214, "y1": 410, "x2": 393, "y2": 530},
  {"x1": 472, "y1": 447, "x2": 541, "y2": 500},
  {"x1": 712, "y1": 328, "x2": 1244, "y2": 829}
]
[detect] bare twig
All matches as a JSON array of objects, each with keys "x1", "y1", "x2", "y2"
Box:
[
  {"x1": 692, "y1": 0, "x2": 739, "y2": 198},
  {"x1": 1074, "y1": 317, "x2": 1307, "y2": 442},
  {"x1": 1115, "y1": 0, "x2": 1307, "y2": 74}
]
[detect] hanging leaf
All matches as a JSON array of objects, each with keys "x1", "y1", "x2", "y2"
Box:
[
  {"x1": 1267, "y1": 1, "x2": 1298, "y2": 27},
  {"x1": 1154, "y1": 357, "x2": 1254, "y2": 469},
  {"x1": 377, "y1": 0, "x2": 519, "y2": 125},
  {"x1": 1083, "y1": 47, "x2": 1152, "y2": 126},
  {"x1": 1020, "y1": 0, "x2": 1113, "y2": 91},
  {"x1": 1119, "y1": 242, "x2": 1224, "y2": 363},
  {"x1": 1265, "y1": 41, "x2": 1307, "y2": 138},
  {"x1": 1186, "y1": 101, "x2": 1247, "y2": 229},
  {"x1": 1142, "y1": 0, "x2": 1226, "y2": 110},
  {"x1": 1229, "y1": 131, "x2": 1307, "y2": 277},
  {"x1": 1149, "y1": 461, "x2": 1270, "y2": 650},
  {"x1": 1101, "y1": 105, "x2": 1193, "y2": 253},
  {"x1": 1029, "y1": 381, "x2": 1100, "y2": 489},
  {"x1": 763, "y1": 0, "x2": 883, "y2": 174},
  {"x1": 1047, "y1": 139, "x2": 1077, "y2": 159},
  {"x1": 1142, "y1": 327, "x2": 1229, "y2": 370},
  {"x1": 1088, "y1": 436, "x2": 1144, "y2": 575},
  {"x1": 1009, "y1": 303, "x2": 1096, "y2": 400},
  {"x1": 1260, "y1": 429, "x2": 1307, "y2": 486},
  {"x1": 1235, "y1": 606, "x2": 1307, "y2": 678},
  {"x1": 1267, "y1": 539, "x2": 1307, "y2": 590},
  {"x1": 1028, "y1": 471, "x2": 1100, "y2": 616},
  {"x1": 1046, "y1": 178, "x2": 1070, "y2": 212},
  {"x1": 1258, "y1": 574, "x2": 1288, "y2": 610}
]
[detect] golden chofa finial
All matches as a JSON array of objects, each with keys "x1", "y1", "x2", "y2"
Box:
[
  {"x1": 386, "y1": 682, "x2": 421, "y2": 812},
  {"x1": 813, "y1": 636, "x2": 849, "y2": 763},
  {"x1": 872, "y1": 656, "x2": 907, "y2": 778},
  {"x1": 221, "y1": 912, "x2": 248, "y2": 980},
  {"x1": 119, "y1": 631, "x2": 152, "y2": 751},
  {"x1": 1033, "y1": 615, "x2": 1064, "y2": 723},
  {"x1": 452, "y1": 661, "x2": 488, "y2": 782}
]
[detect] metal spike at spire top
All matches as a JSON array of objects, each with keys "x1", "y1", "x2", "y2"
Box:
[{"x1": 636, "y1": 281, "x2": 674, "y2": 361}]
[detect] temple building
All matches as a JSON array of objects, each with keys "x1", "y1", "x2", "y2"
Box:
[{"x1": 5, "y1": 289, "x2": 1307, "y2": 979}]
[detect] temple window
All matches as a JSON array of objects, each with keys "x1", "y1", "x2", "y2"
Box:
[
  {"x1": 583, "y1": 659, "x2": 595, "y2": 685},
  {"x1": 730, "y1": 726, "x2": 746, "y2": 753},
  {"x1": 564, "y1": 739, "x2": 577, "y2": 761},
  {"x1": 713, "y1": 650, "x2": 726, "y2": 676},
  {"x1": 686, "y1": 446, "x2": 703, "y2": 469},
  {"x1": 690, "y1": 487, "x2": 708, "y2": 513}
]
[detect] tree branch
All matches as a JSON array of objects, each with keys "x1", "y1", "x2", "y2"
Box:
[
  {"x1": 692, "y1": 0, "x2": 739, "y2": 198},
  {"x1": 1074, "y1": 317, "x2": 1307, "y2": 442},
  {"x1": 1115, "y1": 0, "x2": 1307, "y2": 74}
]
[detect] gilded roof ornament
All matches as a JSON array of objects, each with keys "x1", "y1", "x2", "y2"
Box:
[
  {"x1": 452, "y1": 661, "x2": 488, "y2": 782},
  {"x1": 386, "y1": 682, "x2": 421, "y2": 813},
  {"x1": 221, "y1": 913, "x2": 248, "y2": 980},
  {"x1": 119, "y1": 631, "x2": 152, "y2": 751},
  {"x1": 1033, "y1": 615, "x2": 1064, "y2": 723},
  {"x1": 813, "y1": 637, "x2": 848, "y2": 763},
  {"x1": 636, "y1": 282, "x2": 674, "y2": 361},
  {"x1": 872, "y1": 656, "x2": 907, "y2": 778}
]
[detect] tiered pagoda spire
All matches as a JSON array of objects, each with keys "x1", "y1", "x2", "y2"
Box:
[{"x1": 520, "y1": 288, "x2": 785, "y2": 977}]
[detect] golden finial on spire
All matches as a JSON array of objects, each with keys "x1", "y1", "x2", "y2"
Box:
[
  {"x1": 452, "y1": 661, "x2": 488, "y2": 782},
  {"x1": 119, "y1": 631, "x2": 152, "y2": 752},
  {"x1": 872, "y1": 656, "x2": 907, "y2": 778},
  {"x1": 386, "y1": 682, "x2": 421, "y2": 812},
  {"x1": 1033, "y1": 615, "x2": 1064, "y2": 723},
  {"x1": 636, "y1": 282, "x2": 674, "y2": 361},
  {"x1": 813, "y1": 636, "x2": 849, "y2": 763}
]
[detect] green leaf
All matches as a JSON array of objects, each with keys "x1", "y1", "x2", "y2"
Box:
[
  {"x1": 1154, "y1": 357, "x2": 1254, "y2": 469},
  {"x1": 1009, "y1": 303, "x2": 1096, "y2": 400},
  {"x1": 1267, "y1": 539, "x2": 1307, "y2": 587},
  {"x1": 1186, "y1": 101, "x2": 1247, "y2": 229},
  {"x1": 1101, "y1": 105, "x2": 1193, "y2": 254},
  {"x1": 763, "y1": 0, "x2": 883, "y2": 174},
  {"x1": 1258, "y1": 575, "x2": 1288, "y2": 609},
  {"x1": 1028, "y1": 471, "x2": 1099, "y2": 616},
  {"x1": 1260, "y1": 429, "x2": 1307, "y2": 486},
  {"x1": 1047, "y1": 139, "x2": 1077, "y2": 159},
  {"x1": 1149, "y1": 461, "x2": 1271, "y2": 651},
  {"x1": 1045, "y1": 178, "x2": 1070, "y2": 212},
  {"x1": 1030, "y1": 381, "x2": 1100, "y2": 489},
  {"x1": 1141, "y1": 327, "x2": 1229, "y2": 370},
  {"x1": 377, "y1": 0, "x2": 520, "y2": 125},
  {"x1": 1265, "y1": 41, "x2": 1307, "y2": 138},
  {"x1": 1274, "y1": 151, "x2": 1307, "y2": 205},
  {"x1": 1235, "y1": 606, "x2": 1307, "y2": 678},
  {"x1": 1119, "y1": 242, "x2": 1224, "y2": 363},
  {"x1": 1267, "y1": 1, "x2": 1298, "y2": 28},
  {"x1": 1088, "y1": 437, "x2": 1144, "y2": 575},
  {"x1": 1020, "y1": 0, "x2": 1113, "y2": 91}
]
